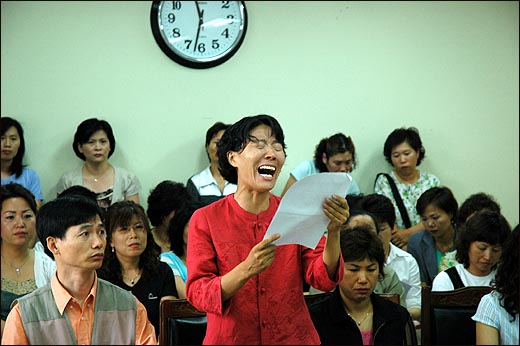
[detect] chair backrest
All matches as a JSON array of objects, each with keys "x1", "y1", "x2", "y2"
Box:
[
  {"x1": 304, "y1": 291, "x2": 333, "y2": 306},
  {"x1": 378, "y1": 293, "x2": 418, "y2": 346},
  {"x1": 421, "y1": 285, "x2": 492, "y2": 345},
  {"x1": 159, "y1": 298, "x2": 207, "y2": 346},
  {"x1": 378, "y1": 292, "x2": 400, "y2": 305}
]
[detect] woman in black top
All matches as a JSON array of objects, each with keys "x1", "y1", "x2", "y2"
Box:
[
  {"x1": 309, "y1": 226, "x2": 411, "y2": 345},
  {"x1": 98, "y1": 201, "x2": 178, "y2": 336}
]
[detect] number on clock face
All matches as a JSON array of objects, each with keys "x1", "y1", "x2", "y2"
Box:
[{"x1": 157, "y1": 1, "x2": 245, "y2": 63}]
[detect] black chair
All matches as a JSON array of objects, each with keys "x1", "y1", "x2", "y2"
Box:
[
  {"x1": 421, "y1": 285, "x2": 492, "y2": 345},
  {"x1": 378, "y1": 292, "x2": 400, "y2": 305},
  {"x1": 379, "y1": 293, "x2": 418, "y2": 346},
  {"x1": 304, "y1": 291, "x2": 333, "y2": 306},
  {"x1": 159, "y1": 298, "x2": 207, "y2": 345}
]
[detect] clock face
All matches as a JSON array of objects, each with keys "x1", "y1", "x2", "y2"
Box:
[{"x1": 150, "y1": 1, "x2": 247, "y2": 69}]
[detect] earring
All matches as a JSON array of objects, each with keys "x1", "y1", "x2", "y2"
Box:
[{"x1": 111, "y1": 247, "x2": 115, "y2": 253}]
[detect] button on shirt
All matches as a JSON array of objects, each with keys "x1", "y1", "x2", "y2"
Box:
[{"x1": 66, "y1": 297, "x2": 94, "y2": 345}]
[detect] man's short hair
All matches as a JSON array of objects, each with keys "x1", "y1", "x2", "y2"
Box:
[{"x1": 37, "y1": 195, "x2": 104, "y2": 259}]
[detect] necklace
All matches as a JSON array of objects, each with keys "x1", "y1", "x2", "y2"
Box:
[
  {"x1": 1, "y1": 252, "x2": 30, "y2": 277},
  {"x1": 85, "y1": 165, "x2": 111, "y2": 182},
  {"x1": 123, "y1": 270, "x2": 141, "y2": 285},
  {"x1": 346, "y1": 305, "x2": 372, "y2": 326},
  {"x1": 91, "y1": 170, "x2": 109, "y2": 182}
]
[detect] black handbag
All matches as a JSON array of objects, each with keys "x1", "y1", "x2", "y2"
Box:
[
  {"x1": 375, "y1": 173, "x2": 412, "y2": 229},
  {"x1": 446, "y1": 266, "x2": 465, "y2": 289}
]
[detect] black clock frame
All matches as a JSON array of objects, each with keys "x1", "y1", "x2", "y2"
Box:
[{"x1": 150, "y1": 1, "x2": 248, "y2": 69}]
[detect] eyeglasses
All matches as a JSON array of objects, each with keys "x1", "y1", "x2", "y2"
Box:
[{"x1": 115, "y1": 223, "x2": 146, "y2": 232}]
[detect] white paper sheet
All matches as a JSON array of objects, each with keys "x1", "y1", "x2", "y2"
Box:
[{"x1": 264, "y1": 173, "x2": 351, "y2": 249}]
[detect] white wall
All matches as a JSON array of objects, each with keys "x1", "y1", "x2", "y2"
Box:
[{"x1": 2, "y1": 1, "x2": 518, "y2": 226}]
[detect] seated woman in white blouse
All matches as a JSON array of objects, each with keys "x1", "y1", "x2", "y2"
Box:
[{"x1": 432, "y1": 210, "x2": 511, "y2": 291}]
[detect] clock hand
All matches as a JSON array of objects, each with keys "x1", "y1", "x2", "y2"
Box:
[{"x1": 193, "y1": 2, "x2": 204, "y2": 52}]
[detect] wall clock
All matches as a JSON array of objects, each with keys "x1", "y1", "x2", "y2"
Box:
[{"x1": 150, "y1": 1, "x2": 248, "y2": 69}]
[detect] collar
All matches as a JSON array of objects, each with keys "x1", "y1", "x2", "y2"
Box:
[
  {"x1": 199, "y1": 166, "x2": 215, "y2": 186},
  {"x1": 51, "y1": 272, "x2": 98, "y2": 315},
  {"x1": 198, "y1": 166, "x2": 235, "y2": 189},
  {"x1": 387, "y1": 243, "x2": 408, "y2": 262}
]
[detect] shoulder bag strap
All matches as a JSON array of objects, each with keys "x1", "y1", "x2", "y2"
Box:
[
  {"x1": 376, "y1": 173, "x2": 412, "y2": 229},
  {"x1": 445, "y1": 266, "x2": 465, "y2": 289}
]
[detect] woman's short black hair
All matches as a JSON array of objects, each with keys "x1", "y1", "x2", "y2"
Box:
[
  {"x1": 217, "y1": 114, "x2": 286, "y2": 185},
  {"x1": 146, "y1": 181, "x2": 192, "y2": 227},
  {"x1": 314, "y1": 133, "x2": 357, "y2": 172},
  {"x1": 457, "y1": 192, "x2": 501, "y2": 227},
  {"x1": 383, "y1": 127, "x2": 425, "y2": 166},
  {"x1": 416, "y1": 186, "x2": 459, "y2": 223},
  {"x1": 340, "y1": 225, "x2": 386, "y2": 280},
  {"x1": 206, "y1": 122, "x2": 230, "y2": 147},
  {"x1": 455, "y1": 210, "x2": 511, "y2": 268},
  {"x1": 72, "y1": 118, "x2": 116, "y2": 160},
  {"x1": 1, "y1": 117, "x2": 26, "y2": 177},
  {"x1": 168, "y1": 202, "x2": 202, "y2": 258},
  {"x1": 205, "y1": 122, "x2": 230, "y2": 162}
]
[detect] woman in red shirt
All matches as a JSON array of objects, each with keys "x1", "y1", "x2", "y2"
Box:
[{"x1": 186, "y1": 114, "x2": 350, "y2": 345}]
